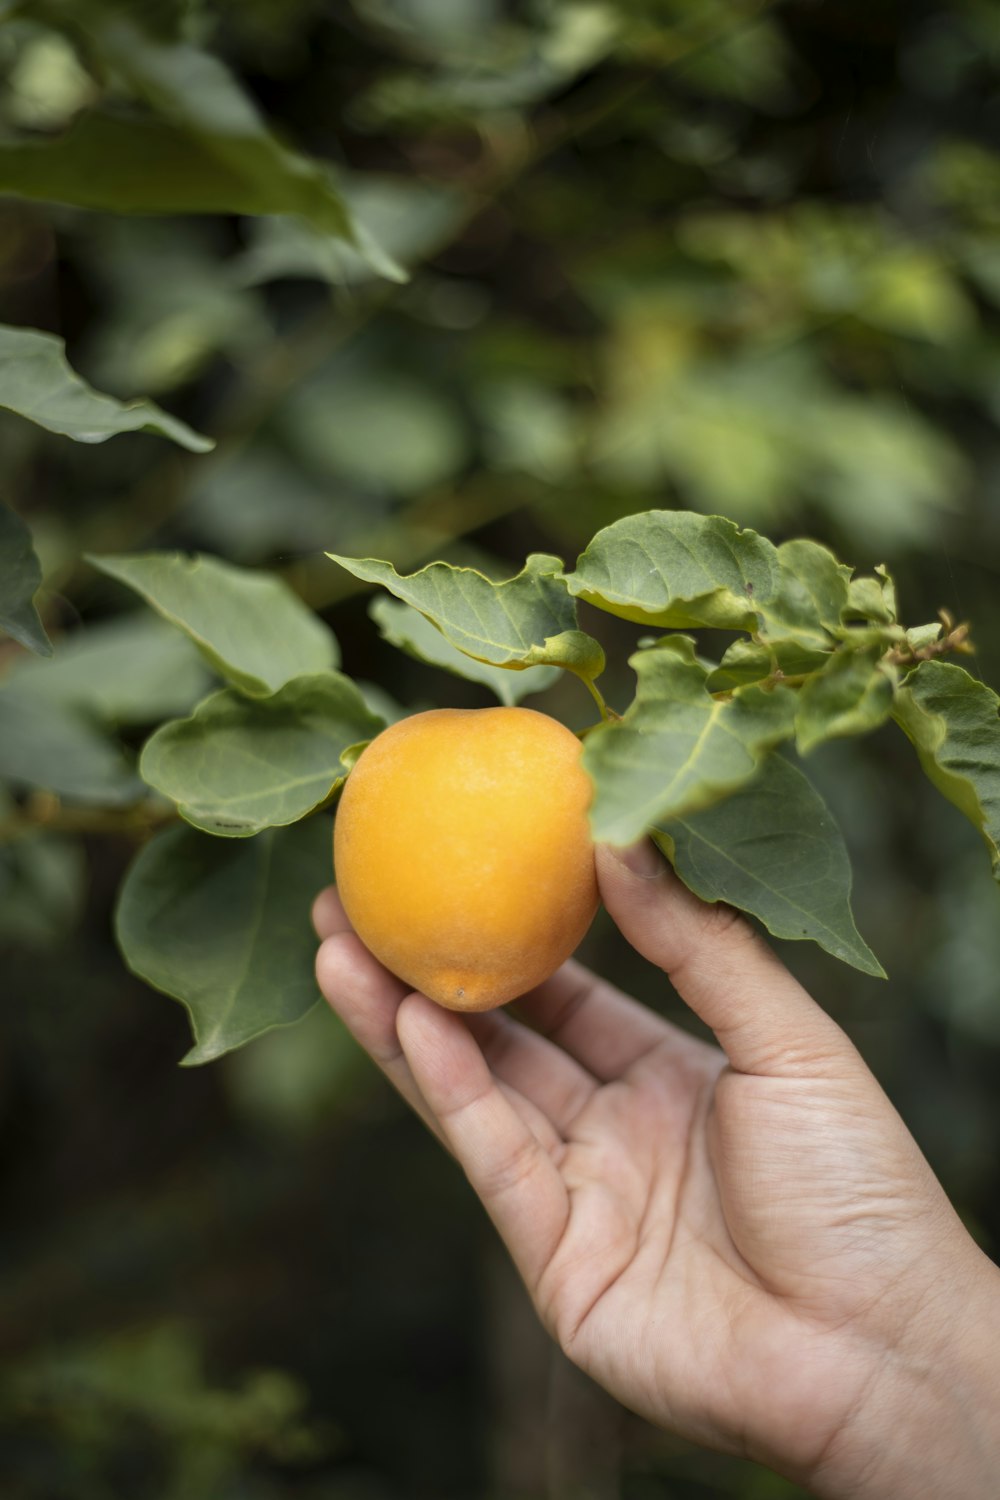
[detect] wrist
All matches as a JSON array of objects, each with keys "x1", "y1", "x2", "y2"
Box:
[{"x1": 810, "y1": 1249, "x2": 1000, "y2": 1500}]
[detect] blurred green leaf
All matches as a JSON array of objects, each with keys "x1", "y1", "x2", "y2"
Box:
[
  {"x1": 655, "y1": 754, "x2": 884, "y2": 977},
  {"x1": 79, "y1": 219, "x2": 271, "y2": 397},
  {"x1": 0, "y1": 501, "x2": 52, "y2": 657},
  {"x1": 0, "y1": 829, "x2": 86, "y2": 947},
  {"x1": 234, "y1": 174, "x2": 465, "y2": 287},
  {"x1": 846, "y1": 571, "x2": 897, "y2": 624},
  {"x1": 11, "y1": 10, "x2": 400, "y2": 279},
  {"x1": 115, "y1": 818, "x2": 332, "y2": 1064},
  {"x1": 2, "y1": 613, "x2": 210, "y2": 724},
  {"x1": 795, "y1": 647, "x2": 897, "y2": 755},
  {"x1": 0, "y1": 324, "x2": 213, "y2": 449},
  {"x1": 3, "y1": 1321, "x2": 326, "y2": 1466},
  {"x1": 355, "y1": 0, "x2": 620, "y2": 122},
  {"x1": 140, "y1": 673, "x2": 384, "y2": 837},
  {"x1": 924, "y1": 853, "x2": 1000, "y2": 1045},
  {"x1": 185, "y1": 447, "x2": 344, "y2": 562},
  {"x1": 370, "y1": 595, "x2": 560, "y2": 705},
  {"x1": 584, "y1": 635, "x2": 797, "y2": 844},
  {"x1": 563, "y1": 510, "x2": 779, "y2": 631},
  {"x1": 893, "y1": 662, "x2": 1000, "y2": 881},
  {"x1": 328, "y1": 550, "x2": 604, "y2": 679},
  {"x1": 225, "y1": 1001, "x2": 369, "y2": 1135},
  {"x1": 477, "y1": 379, "x2": 580, "y2": 482},
  {"x1": 0, "y1": 692, "x2": 140, "y2": 803},
  {"x1": 591, "y1": 340, "x2": 965, "y2": 547},
  {"x1": 284, "y1": 370, "x2": 469, "y2": 495},
  {"x1": 87, "y1": 552, "x2": 339, "y2": 697}
]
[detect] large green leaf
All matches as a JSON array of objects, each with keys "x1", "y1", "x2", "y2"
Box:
[
  {"x1": 87, "y1": 552, "x2": 338, "y2": 697},
  {"x1": 563, "y1": 511, "x2": 780, "y2": 631},
  {"x1": 705, "y1": 638, "x2": 830, "y2": 693},
  {"x1": 328, "y1": 551, "x2": 604, "y2": 679},
  {"x1": 4, "y1": 8, "x2": 398, "y2": 279},
  {"x1": 892, "y1": 661, "x2": 1000, "y2": 880},
  {"x1": 115, "y1": 819, "x2": 332, "y2": 1065},
  {"x1": 757, "y1": 538, "x2": 852, "y2": 648},
  {"x1": 140, "y1": 674, "x2": 384, "y2": 837},
  {"x1": 584, "y1": 636, "x2": 797, "y2": 844},
  {"x1": 2, "y1": 613, "x2": 209, "y2": 724},
  {"x1": 0, "y1": 325, "x2": 213, "y2": 450},
  {"x1": 795, "y1": 646, "x2": 897, "y2": 754},
  {"x1": 0, "y1": 111, "x2": 297, "y2": 216},
  {"x1": 0, "y1": 692, "x2": 140, "y2": 804},
  {"x1": 655, "y1": 754, "x2": 885, "y2": 977},
  {"x1": 0, "y1": 502, "x2": 52, "y2": 657},
  {"x1": 370, "y1": 596, "x2": 559, "y2": 706}
]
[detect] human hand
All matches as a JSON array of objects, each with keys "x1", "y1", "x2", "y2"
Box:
[{"x1": 313, "y1": 841, "x2": 1000, "y2": 1499}]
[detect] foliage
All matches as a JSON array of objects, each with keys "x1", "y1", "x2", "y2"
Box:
[
  {"x1": 2, "y1": 0, "x2": 1000, "y2": 1493},
  {"x1": 5, "y1": 506, "x2": 999, "y2": 1054}
]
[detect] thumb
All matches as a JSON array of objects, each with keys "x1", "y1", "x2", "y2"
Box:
[{"x1": 596, "y1": 840, "x2": 860, "y2": 1079}]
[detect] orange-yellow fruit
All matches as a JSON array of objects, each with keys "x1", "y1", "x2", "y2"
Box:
[{"x1": 333, "y1": 706, "x2": 599, "y2": 1012}]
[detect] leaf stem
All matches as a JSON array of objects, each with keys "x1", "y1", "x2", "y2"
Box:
[{"x1": 581, "y1": 675, "x2": 619, "y2": 724}]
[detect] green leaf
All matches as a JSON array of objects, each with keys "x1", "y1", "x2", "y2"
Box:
[
  {"x1": 756, "y1": 538, "x2": 851, "y2": 648},
  {"x1": 4, "y1": 9, "x2": 400, "y2": 281},
  {"x1": 795, "y1": 647, "x2": 897, "y2": 754},
  {"x1": 0, "y1": 502, "x2": 52, "y2": 656},
  {"x1": 0, "y1": 692, "x2": 140, "y2": 803},
  {"x1": 286, "y1": 372, "x2": 468, "y2": 496},
  {"x1": 2, "y1": 613, "x2": 210, "y2": 724},
  {"x1": 845, "y1": 569, "x2": 897, "y2": 624},
  {"x1": 115, "y1": 819, "x2": 332, "y2": 1064},
  {"x1": 370, "y1": 597, "x2": 559, "y2": 706},
  {"x1": 0, "y1": 111, "x2": 291, "y2": 214},
  {"x1": 654, "y1": 754, "x2": 885, "y2": 977},
  {"x1": 140, "y1": 674, "x2": 384, "y2": 837},
  {"x1": 584, "y1": 636, "x2": 797, "y2": 844},
  {"x1": 327, "y1": 551, "x2": 604, "y2": 679},
  {"x1": 0, "y1": 830, "x2": 86, "y2": 948},
  {"x1": 87, "y1": 552, "x2": 338, "y2": 697},
  {"x1": 234, "y1": 175, "x2": 464, "y2": 288},
  {"x1": 0, "y1": 324, "x2": 213, "y2": 450},
  {"x1": 563, "y1": 510, "x2": 779, "y2": 631},
  {"x1": 892, "y1": 661, "x2": 1000, "y2": 880},
  {"x1": 705, "y1": 638, "x2": 831, "y2": 693},
  {"x1": 904, "y1": 621, "x2": 943, "y2": 654}
]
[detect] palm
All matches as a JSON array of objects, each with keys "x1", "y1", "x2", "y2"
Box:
[
  {"x1": 313, "y1": 848, "x2": 972, "y2": 1490},
  {"x1": 536, "y1": 1040, "x2": 885, "y2": 1473}
]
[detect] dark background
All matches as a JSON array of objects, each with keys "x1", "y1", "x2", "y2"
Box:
[{"x1": 2, "y1": 0, "x2": 1000, "y2": 1495}]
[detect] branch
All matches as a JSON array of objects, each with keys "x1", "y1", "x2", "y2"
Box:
[{"x1": 0, "y1": 792, "x2": 178, "y2": 845}]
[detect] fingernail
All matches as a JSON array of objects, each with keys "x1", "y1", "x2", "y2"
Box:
[{"x1": 610, "y1": 838, "x2": 666, "y2": 880}]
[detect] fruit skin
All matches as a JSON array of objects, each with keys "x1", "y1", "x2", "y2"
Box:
[{"x1": 333, "y1": 705, "x2": 599, "y2": 1012}]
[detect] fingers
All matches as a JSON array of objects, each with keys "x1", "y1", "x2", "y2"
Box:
[
  {"x1": 312, "y1": 885, "x2": 345, "y2": 941},
  {"x1": 597, "y1": 843, "x2": 861, "y2": 1079},
  {"x1": 313, "y1": 887, "x2": 595, "y2": 1147},
  {"x1": 313, "y1": 887, "x2": 442, "y2": 1136},
  {"x1": 465, "y1": 1006, "x2": 598, "y2": 1134},
  {"x1": 513, "y1": 959, "x2": 714, "y2": 1081},
  {"x1": 396, "y1": 993, "x2": 570, "y2": 1290}
]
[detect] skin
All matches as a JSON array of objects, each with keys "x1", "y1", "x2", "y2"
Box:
[{"x1": 313, "y1": 838, "x2": 1000, "y2": 1498}]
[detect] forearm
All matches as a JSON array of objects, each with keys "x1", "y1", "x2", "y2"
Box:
[{"x1": 810, "y1": 1251, "x2": 1000, "y2": 1500}]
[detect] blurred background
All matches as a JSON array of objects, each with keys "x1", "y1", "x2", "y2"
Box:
[{"x1": 2, "y1": 0, "x2": 1000, "y2": 1495}]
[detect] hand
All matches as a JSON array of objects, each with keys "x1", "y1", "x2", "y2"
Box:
[{"x1": 313, "y1": 841, "x2": 1000, "y2": 1498}]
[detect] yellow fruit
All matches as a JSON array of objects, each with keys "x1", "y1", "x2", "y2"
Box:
[{"x1": 333, "y1": 705, "x2": 599, "y2": 1012}]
